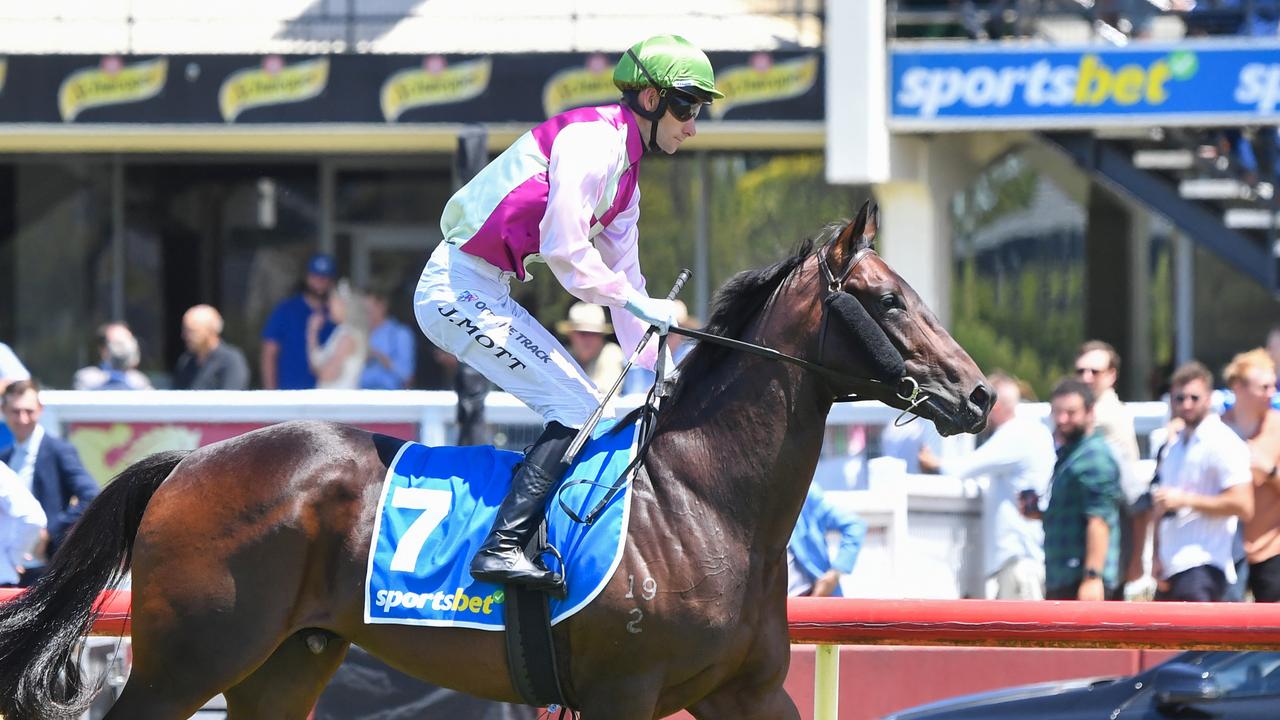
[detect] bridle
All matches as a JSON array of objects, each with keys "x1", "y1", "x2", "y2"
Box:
[
  {"x1": 672, "y1": 239, "x2": 929, "y2": 420},
  {"x1": 559, "y1": 236, "x2": 931, "y2": 526},
  {"x1": 560, "y1": 235, "x2": 930, "y2": 526}
]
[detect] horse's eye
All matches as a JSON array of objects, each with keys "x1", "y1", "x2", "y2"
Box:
[{"x1": 880, "y1": 293, "x2": 903, "y2": 311}]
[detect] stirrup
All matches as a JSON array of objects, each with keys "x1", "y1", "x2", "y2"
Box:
[{"x1": 473, "y1": 563, "x2": 567, "y2": 600}]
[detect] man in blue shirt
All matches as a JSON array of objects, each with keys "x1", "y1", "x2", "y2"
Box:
[
  {"x1": 360, "y1": 291, "x2": 416, "y2": 390},
  {"x1": 0, "y1": 343, "x2": 29, "y2": 452},
  {"x1": 787, "y1": 483, "x2": 866, "y2": 597},
  {"x1": 261, "y1": 253, "x2": 336, "y2": 389}
]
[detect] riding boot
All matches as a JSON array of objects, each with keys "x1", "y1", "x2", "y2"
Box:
[{"x1": 469, "y1": 421, "x2": 576, "y2": 598}]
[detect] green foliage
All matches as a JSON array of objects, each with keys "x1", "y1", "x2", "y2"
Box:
[{"x1": 951, "y1": 159, "x2": 1086, "y2": 399}]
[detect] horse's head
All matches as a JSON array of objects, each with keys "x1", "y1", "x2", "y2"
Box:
[{"x1": 803, "y1": 201, "x2": 992, "y2": 436}]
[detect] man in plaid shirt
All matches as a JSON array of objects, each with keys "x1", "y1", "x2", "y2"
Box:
[{"x1": 1029, "y1": 378, "x2": 1123, "y2": 601}]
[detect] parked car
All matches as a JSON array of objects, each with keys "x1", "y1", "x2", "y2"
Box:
[{"x1": 883, "y1": 651, "x2": 1280, "y2": 719}]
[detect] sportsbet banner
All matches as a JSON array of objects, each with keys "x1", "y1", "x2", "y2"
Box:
[{"x1": 892, "y1": 42, "x2": 1280, "y2": 131}]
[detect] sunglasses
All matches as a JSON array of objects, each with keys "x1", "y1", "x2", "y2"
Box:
[
  {"x1": 1074, "y1": 366, "x2": 1107, "y2": 377},
  {"x1": 665, "y1": 90, "x2": 703, "y2": 122},
  {"x1": 1172, "y1": 393, "x2": 1203, "y2": 404}
]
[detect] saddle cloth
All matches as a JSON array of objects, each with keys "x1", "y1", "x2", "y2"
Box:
[{"x1": 363, "y1": 418, "x2": 638, "y2": 630}]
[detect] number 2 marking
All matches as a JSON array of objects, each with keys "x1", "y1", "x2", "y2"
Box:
[{"x1": 389, "y1": 487, "x2": 452, "y2": 573}]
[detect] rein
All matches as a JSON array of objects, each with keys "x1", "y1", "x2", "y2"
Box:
[
  {"x1": 667, "y1": 325, "x2": 926, "y2": 413},
  {"x1": 557, "y1": 240, "x2": 929, "y2": 527}
]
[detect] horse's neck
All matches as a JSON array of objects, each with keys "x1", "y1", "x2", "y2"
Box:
[{"x1": 657, "y1": 332, "x2": 832, "y2": 558}]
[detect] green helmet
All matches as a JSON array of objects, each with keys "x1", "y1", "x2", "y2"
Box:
[{"x1": 613, "y1": 35, "x2": 724, "y2": 102}]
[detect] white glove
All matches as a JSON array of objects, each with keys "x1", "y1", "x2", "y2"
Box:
[{"x1": 624, "y1": 292, "x2": 681, "y2": 333}]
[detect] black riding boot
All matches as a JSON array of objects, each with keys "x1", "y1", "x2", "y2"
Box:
[{"x1": 469, "y1": 421, "x2": 575, "y2": 597}]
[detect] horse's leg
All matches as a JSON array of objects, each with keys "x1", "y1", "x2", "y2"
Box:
[
  {"x1": 104, "y1": 573, "x2": 308, "y2": 719},
  {"x1": 574, "y1": 675, "x2": 663, "y2": 720},
  {"x1": 104, "y1": 670, "x2": 217, "y2": 720},
  {"x1": 687, "y1": 685, "x2": 800, "y2": 720},
  {"x1": 223, "y1": 630, "x2": 351, "y2": 719}
]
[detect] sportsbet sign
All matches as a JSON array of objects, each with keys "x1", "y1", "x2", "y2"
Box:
[{"x1": 891, "y1": 42, "x2": 1280, "y2": 131}]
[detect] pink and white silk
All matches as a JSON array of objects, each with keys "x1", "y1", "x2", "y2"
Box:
[{"x1": 438, "y1": 103, "x2": 656, "y2": 369}]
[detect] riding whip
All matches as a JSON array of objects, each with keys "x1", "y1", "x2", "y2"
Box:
[{"x1": 561, "y1": 268, "x2": 691, "y2": 466}]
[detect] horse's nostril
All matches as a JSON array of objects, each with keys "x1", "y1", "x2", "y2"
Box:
[{"x1": 969, "y1": 384, "x2": 993, "y2": 412}]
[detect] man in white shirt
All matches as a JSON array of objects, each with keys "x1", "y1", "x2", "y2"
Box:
[
  {"x1": 1153, "y1": 361, "x2": 1254, "y2": 602},
  {"x1": 0, "y1": 461, "x2": 45, "y2": 587},
  {"x1": 920, "y1": 373, "x2": 1055, "y2": 599}
]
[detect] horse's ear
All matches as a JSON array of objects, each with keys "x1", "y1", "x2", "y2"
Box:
[
  {"x1": 862, "y1": 204, "x2": 879, "y2": 248},
  {"x1": 831, "y1": 200, "x2": 872, "y2": 266}
]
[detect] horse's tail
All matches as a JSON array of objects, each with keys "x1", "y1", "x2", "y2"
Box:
[{"x1": 0, "y1": 449, "x2": 189, "y2": 720}]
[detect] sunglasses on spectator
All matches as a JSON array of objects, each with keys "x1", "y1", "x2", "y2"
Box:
[
  {"x1": 1172, "y1": 393, "x2": 1203, "y2": 404},
  {"x1": 665, "y1": 90, "x2": 703, "y2": 122},
  {"x1": 1074, "y1": 366, "x2": 1108, "y2": 377}
]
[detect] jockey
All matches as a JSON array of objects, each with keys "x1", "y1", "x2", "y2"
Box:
[{"x1": 415, "y1": 35, "x2": 723, "y2": 595}]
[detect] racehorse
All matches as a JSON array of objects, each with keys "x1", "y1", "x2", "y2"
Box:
[{"x1": 0, "y1": 201, "x2": 991, "y2": 720}]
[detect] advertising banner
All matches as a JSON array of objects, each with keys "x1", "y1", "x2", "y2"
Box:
[
  {"x1": 891, "y1": 42, "x2": 1280, "y2": 131},
  {"x1": 0, "y1": 51, "x2": 822, "y2": 126},
  {"x1": 67, "y1": 421, "x2": 417, "y2": 485}
]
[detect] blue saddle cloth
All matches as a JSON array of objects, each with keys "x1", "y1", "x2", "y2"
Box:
[{"x1": 363, "y1": 418, "x2": 638, "y2": 630}]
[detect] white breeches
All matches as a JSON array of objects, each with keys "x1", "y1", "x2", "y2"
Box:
[{"x1": 414, "y1": 243, "x2": 613, "y2": 429}]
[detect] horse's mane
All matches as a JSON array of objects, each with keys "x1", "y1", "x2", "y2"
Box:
[{"x1": 663, "y1": 221, "x2": 846, "y2": 409}]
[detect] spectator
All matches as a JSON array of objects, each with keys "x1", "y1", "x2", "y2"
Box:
[
  {"x1": 622, "y1": 300, "x2": 695, "y2": 395},
  {"x1": 556, "y1": 302, "x2": 624, "y2": 391},
  {"x1": 1153, "y1": 361, "x2": 1253, "y2": 602},
  {"x1": 73, "y1": 322, "x2": 152, "y2": 390},
  {"x1": 1074, "y1": 340, "x2": 1143, "y2": 595},
  {"x1": 261, "y1": 253, "x2": 336, "y2": 389},
  {"x1": 878, "y1": 418, "x2": 942, "y2": 474},
  {"x1": 173, "y1": 304, "x2": 250, "y2": 390},
  {"x1": 0, "y1": 380, "x2": 99, "y2": 585},
  {"x1": 0, "y1": 461, "x2": 44, "y2": 588},
  {"x1": 919, "y1": 372, "x2": 1055, "y2": 600},
  {"x1": 307, "y1": 280, "x2": 368, "y2": 390},
  {"x1": 1075, "y1": 341, "x2": 1141, "y2": 497},
  {"x1": 1222, "y1": 349, "x2": 1280, "y2": 602},
  {"x1": 360, "y1": 290, "x2": 416, "y2": 390},
  {"x1": 787, "y1": 483, "x2": 866, "y2": 597},
  {"x1": 0, "y1": 342, "x2": 30, "y2": 452},
  {"x1": 1032, "y1": 378, "x2": 1123, "y2": 601},
  {"x1": 1212, "y1": 325, "x2": 1280, "y2": 413}
]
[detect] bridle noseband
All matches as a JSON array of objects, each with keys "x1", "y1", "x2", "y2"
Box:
[{"x1": 673, "y1": 238, "x2": 929, "y2": 422}]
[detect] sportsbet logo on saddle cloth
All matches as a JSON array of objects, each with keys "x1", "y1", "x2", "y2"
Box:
[{"x1": 364, "y1": 418, "x2": 637, "y2": 630}]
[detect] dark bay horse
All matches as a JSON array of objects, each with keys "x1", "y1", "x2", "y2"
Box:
[{"x1": 0, "y1": 201, "x2": 991, "y2": 720}]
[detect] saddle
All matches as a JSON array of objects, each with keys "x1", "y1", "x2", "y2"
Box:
[{"x1": 366, "y1": 421, "x2": 642, "y2": 712}]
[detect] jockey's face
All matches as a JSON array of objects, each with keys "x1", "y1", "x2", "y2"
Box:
[{"x1": 637, "y1": 87, "x2": 698, "y2": 155}]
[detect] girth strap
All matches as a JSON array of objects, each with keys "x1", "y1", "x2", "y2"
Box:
[{"x1": 504, "y1": 520, "x2": 572, "y2": 710}]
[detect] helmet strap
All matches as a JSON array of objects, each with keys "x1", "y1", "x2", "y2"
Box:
[
  {"x1": 622, "y1": 89, "x2": 668, "y2": 154},
  {"x1": 623, "y1": 49, "x2": 674, "y2": 153}
]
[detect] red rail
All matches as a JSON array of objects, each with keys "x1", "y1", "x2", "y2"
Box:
[
  {"x1": 0, "y1": 588, "x2": 132, "y2": 636},
  {"x1": 787, "y1": 597, "x2": 1280, "y2": 650},
  {"x1": 5, "y1": 590, "x2": 1280, "y2": 650}
]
